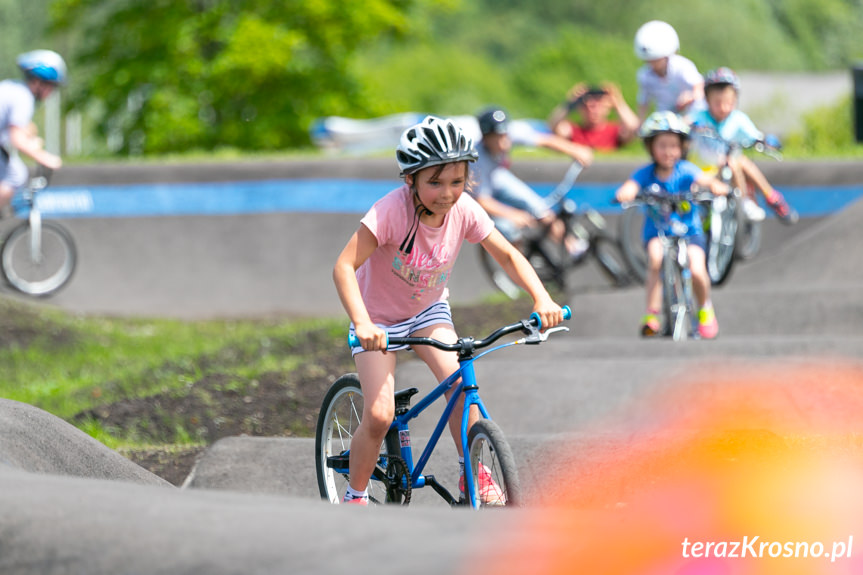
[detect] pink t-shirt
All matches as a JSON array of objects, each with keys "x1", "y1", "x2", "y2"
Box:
[{"x1": 357, "y1": 184, "x2": 494, "y2": 325}]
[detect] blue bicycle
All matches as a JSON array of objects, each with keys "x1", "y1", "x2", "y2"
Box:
[{"x1": 314, "y1": 307, "x2": 571, "y2": 509}]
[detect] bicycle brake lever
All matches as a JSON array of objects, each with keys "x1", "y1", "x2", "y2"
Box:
[{"x1": 522, "y1": 325, "x2": 570, "y2": 344}]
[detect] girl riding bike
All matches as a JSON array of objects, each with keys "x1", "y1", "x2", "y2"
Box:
[
  {"x1": 614, "y1": 111, "x2": 727, "y2": 339},
  {"x1": 332, "y1": 115, "x2": 566, "y2": 505}
]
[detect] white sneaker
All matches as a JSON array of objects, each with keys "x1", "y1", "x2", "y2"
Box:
[{"x1": 741, "y1": 198, "x2": 766, "y2": 222}]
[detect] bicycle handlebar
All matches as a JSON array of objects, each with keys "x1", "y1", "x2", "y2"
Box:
[{"x1": 348, "y1": 305, "x2": 572, "y2": 351}]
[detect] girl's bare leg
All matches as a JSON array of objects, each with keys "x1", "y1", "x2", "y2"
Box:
[{"x1": 349, "y1": 350, "x2": 397, "y2": 492}]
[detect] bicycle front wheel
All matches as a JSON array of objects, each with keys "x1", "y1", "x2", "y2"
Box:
[
  {"x1": 734, "y1": 212, "x2": 762, "y2": 261},
  {"x1": 1, "y1": 221, "x2": 77, "y2": 296},
  {"x1": 661, "y1": 255, "x2": 688, "y2": 341},
  {"x1": 467, "y1": 419, "x2": 521, "y2": 508},
  {"x1": 706, "y1": 203, "x2": 737, "y2": 286},
  {"x1": 315, "y1": 374, "x2": 400, "y2": 505},
  {"x1": 590, "y1": 234, "x2": 634, "y2": 287}
]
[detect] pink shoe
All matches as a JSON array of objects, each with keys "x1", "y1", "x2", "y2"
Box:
[
  {"x1": 459, "y1": 463, "x2": 506, "y2": 506},
  {"x1": 698, "y1": 307, "x2": 719, "y2": 339},
  {"x1": 342, "y1": 494, "x2": 369, "y2": 506}
]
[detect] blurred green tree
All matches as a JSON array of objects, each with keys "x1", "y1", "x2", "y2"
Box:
[{"x1": 50, "y1": 0, "x2": 457, "y2": 154}]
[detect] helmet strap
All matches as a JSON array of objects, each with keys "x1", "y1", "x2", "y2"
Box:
[{"x1": 399, "y1": 184, "x2": 432, "y2": 255}]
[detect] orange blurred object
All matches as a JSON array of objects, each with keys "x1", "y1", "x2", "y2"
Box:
[{"x1": 475, "y1": 362, "x2": 863, "y2": 574}]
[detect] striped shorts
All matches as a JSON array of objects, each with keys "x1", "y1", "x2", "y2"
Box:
[{"x1": 349, "y1": 300, "x2": 454, "y2": 356}]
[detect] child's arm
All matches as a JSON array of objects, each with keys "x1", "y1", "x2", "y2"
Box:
[
  {"x1": 8, "y1": 124, "x2": 62, "y2": 170},
  {"x1": 615, "y1": 179, "x2": 641, "y2": 203},
  {"x1": 694, "y1": 172, "x2": 729, "y2": 197},
  {"x1": 480, "y1": 229, "x2": 564, "y2": 329},
  {"x1": 535, "y1": 132, "x2": 593, "y2": 168},
  {"x1": 333, "y1": 225, "x2": 388, "y2": 351}
]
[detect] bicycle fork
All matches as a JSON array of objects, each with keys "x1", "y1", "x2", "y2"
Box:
[{"x1": 28, "y1": 206, "x2": 43, "y2": 264}]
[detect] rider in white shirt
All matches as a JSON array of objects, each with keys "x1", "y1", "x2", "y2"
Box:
[
  {"x1": 0, "y1": 50, "x2": 66, "y2": 216},
  {"x1": 633, "y1": 21, "x2": 705, "y2": 123}
]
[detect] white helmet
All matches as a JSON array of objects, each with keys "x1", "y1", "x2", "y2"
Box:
[
  {"x1": 396, "y1": 115, "x2": 478, "y2": 177},
  {"x1": 634, "y1": 20, "x2": 679, "y2": 61},
  {"x1": 17, "y1": 50, "x2": 67, "y2": 85},
  {"x1": 638, "y1": 111, "x2": 691, "y2": 140}
]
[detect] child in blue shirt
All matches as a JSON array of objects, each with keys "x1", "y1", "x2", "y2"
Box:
[
  {"x1": 689, "y1": 67, "x2": 798, "y2": 224},
  {"x1": 615, "y1": 111, "x2": 728, "y2": 339}
]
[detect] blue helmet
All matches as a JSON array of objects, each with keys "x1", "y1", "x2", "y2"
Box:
[{"x1": 17, "y1": 50, "x2": 67, "y2": 85}]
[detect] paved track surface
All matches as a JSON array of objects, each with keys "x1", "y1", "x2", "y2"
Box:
[{"x1": 1, "y1": 160, "x2": 862, "y2": 574}]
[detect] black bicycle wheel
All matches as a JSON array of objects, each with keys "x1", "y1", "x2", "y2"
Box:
[
  {"x1": 478, "y1": 245, "x2": 522, "y2": 300},
  {"x1": 705, "y1": 200, "x2": 737, "y2": 286},
  {"x1": 590, "y1": 233, "x2": 634, "y2": 287},
  {"x1": 1, "y1": 221, "x2": 76, "y2": 297},
  {"x1": 478, "y1": 236, "x2": 562, "y2": 299},
  {"x1": 466, "y1": 419, "x2": 521, "y2": 508},
  {"x1": 315, "y1": 374, "x2": 401, "y2": 505},
  {"x1": 618, "y1": 205, "x2": 647, "y2": 284}
]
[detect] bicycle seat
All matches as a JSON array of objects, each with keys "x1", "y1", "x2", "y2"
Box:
[{"x1": 395, "y1": 387, "x2": 420, "y2": 412}]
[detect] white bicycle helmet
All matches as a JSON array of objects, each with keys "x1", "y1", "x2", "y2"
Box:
[
  {"x1": 396, "y1": 115, "x2": 478, "y2": 177},
  {"x1": 639, "y1": 111, "x2": 690, "y2": 140},
  {"x1": 634, "y1": 20, "x2": 679, "y2": 61},
  {"x1": 17, "y1": 50, "x2": 67, "y2": 85}
]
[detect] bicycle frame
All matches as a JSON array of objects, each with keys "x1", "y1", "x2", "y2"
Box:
[
  {"x1": 388, "y1": 343, "x2": 503, "y2": 509},
  {"x1": 331, "y1": 309, "x2": 570, "y2": 508}
]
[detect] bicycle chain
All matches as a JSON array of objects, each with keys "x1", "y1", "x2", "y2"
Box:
[{"x1": 386, "y1": 455, "x2": 411, "y2": 505}]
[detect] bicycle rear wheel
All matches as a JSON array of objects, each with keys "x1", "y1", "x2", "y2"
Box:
[
  {"x1": 618, "y1": 205, "x2": 647, "y2": 284},
  {"x1": 1, "y1": 221, "x2": 76, "y2": 296},
  {"x1": 315, "y1": 374, "x2": 400, "y2": 504},
  {"x1": 466, "y1": 419, "x2": 521, "y2": 508}
]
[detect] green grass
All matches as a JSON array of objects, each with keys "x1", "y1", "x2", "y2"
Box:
[
  {"x1": 0, "y1": 293, "x2": 532, "y2": 452},
  {"x1": 0, "y1": 298, "x2": 344, "y2": 423}
]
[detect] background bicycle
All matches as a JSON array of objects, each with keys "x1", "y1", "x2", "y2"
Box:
[
  {"x1": 617, "y1": 137, "x2": 781, "y2": 286},
  {"x1": 2, "y1": 167, "x2": 77, "y2": 297},
  {"x1": 624, "y1": 187, "x2": 710, "y2": 340},
  {"x1": 315, "y1": 307, "x2": 571, "y2": 509},
  {"x1": 479, "y1": 162, "x2": 632, "y2": 299}
]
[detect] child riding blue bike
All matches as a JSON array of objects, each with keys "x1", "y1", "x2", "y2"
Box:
[
  {"x1": 332, "y1": 115, "x2": 566, "y2": 505},
  {"x1": 615, "y1": 111, "x2": 728, "y2": 339}
]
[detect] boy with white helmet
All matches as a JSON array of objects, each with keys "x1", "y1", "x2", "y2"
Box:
[
  {"x1": 0, "y1": 50, "x2": 66, "y2": 214},
  {"x1": 633, "y1": 20, "x2": 705, "y2": 123},
  {"x1": 333, "y1": 115, "x2": 565, "y2": 505}
]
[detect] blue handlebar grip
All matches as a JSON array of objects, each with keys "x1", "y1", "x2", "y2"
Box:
[
  {"x1": 531, "y1": 306, "x2": 573, "y2": 330},
  {"x1": 347, "y1": 332, "x2": 389, "y2": 349}
]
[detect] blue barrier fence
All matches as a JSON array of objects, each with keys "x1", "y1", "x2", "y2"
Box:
[{"x1": 33, "y1": 179, "x2": 863, "y2": 219}]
